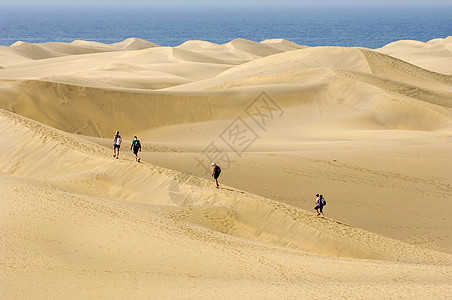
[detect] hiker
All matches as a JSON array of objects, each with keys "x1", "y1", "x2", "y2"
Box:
[
  {"x1": 130, "y1": 136, "x2": 141, "y2": 162},
  {"x1": 314, "y1": 193, "x2": 326, "y2": 217},
  {"x1": 211, "y1": 162, "x2": 221, "y2": 188},
  {"x1": 113, "y1": 131, "x2": 122, "y2": 159}
]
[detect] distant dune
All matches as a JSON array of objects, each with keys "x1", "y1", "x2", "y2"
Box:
[
  {"x1": 377, "y1": 36, "x2": 452, "y2": 75},
  {"x1": 1, "y1": 37, "x2": 451, "y2": 299}
]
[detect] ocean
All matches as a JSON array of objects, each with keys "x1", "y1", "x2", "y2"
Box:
[{"x1": 0, "y1": 5, "x2": 451, "y2": 49}]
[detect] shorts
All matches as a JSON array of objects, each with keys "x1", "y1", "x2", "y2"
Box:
[
  {"x1": 213, "y1": 173, "x2": 220, "y2": 179},
  {"x1": 315, "y1": 205, "x2": 323, "y2": 212},
  {"x1": 133, "y1": 147, "x2": 139, "y2": 155},
  {"x1": 114, "y1": 144, "x2": 120, "y2": 149}
]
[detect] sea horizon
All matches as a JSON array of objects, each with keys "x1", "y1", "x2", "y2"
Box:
[{"x1": 0, "y1": 4, "x2": 451, "y2": 48}]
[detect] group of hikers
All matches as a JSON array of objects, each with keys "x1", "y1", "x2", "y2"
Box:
[
  {"x1": 113, "y1": 131, "x2": 142, "y2": 162},
  {"x1": 113, "y1": 130, "x2": 326, "y2": 217}
]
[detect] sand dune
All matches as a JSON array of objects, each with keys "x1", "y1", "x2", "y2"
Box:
[
  {"x1": 225, "y1": 38, "x2": 293, "y2": 59},
  {"x1": 167, "y1": 46, "x2": 451, "y2": 93},
  {"x1": 7, "y1": 38, "x2": 160, "y2": 60},
  {"x1": 109, "y1": 37, "x2": 160, "y2": 50},
  {"x1": 1, "y1": 108, "x2": 451, "y2": 298},
  {"x1": 0, "y1": 37, "x2": 451, "y2": 298},
  {"x1": 10, "y1": 41, "x2": 66, "y2": 60},
  {"x1": 377, "y1": 36, "x2": 452, "y2": 75},
  {"x1": 261, "y1": 38, "x2": 308, "y2": 51},
  {"x1": 0, "y1": 109, "x2": 429, "y2": 260}
]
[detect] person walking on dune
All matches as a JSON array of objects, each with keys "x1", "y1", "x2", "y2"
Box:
[
  {"x1": 113, "y1": 131, "x2": 122, "y2": 159},
  {"x1": 130, "y1": 136, "x2": 142, "y2": 162},
  {"x1": 315, "y1": 193, "x2": 326, "y2": 218},
  {"x1": 211, "y1": 162, "x2": 221, "y2": 188}
]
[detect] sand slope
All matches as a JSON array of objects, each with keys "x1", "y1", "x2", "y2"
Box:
[
  {"x1": 1, "y1": 108, "x2": 451, "y2": 298},
  {"x1": 0, "y1": 37, "x2": 451, "y2": 298},
  {"x1": 377, "y1": 36, "x2": 452, "y2": 75}
]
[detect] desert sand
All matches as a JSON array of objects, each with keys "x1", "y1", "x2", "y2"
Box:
[{"x1": 0, "y1": 37, "x2": 451, "y2": 299}]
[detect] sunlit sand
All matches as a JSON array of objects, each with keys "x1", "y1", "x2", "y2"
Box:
[{"x1": 1, "y1": 37, "x2": 451, "y2": 299}]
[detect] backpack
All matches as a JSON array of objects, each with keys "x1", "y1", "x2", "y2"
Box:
[
  {"x1": 116, "y1": 136, "x2": 122, "y2": 145},
  {"x1": 320, "y1": 195, "x2": 326, "y2": 206},
  {"x1": 134, "y1": 139, "x2": 141, "y2": 148},
  {"x1": 215, "y1": 165, "x2": 221, "y2": 174}
]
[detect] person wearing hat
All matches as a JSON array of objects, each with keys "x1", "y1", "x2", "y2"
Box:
[
  {"x1": 113, "y1": 130, "x2": 122, "y2": 159},
  {"x1": 314, "y1": 193, "x2": 325, "y2": 217},
  {"x1": 211, "y1": 162, "x2": 221, "y2": 188}
]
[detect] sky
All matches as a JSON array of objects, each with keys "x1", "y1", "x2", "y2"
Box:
[{"x1": 1, "y1": 0, "x2": 451, "y2": 7}]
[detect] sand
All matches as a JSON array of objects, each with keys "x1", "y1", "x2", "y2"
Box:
[{"x1": 0, "y1": 37, "x2": 451, "y2": 299}]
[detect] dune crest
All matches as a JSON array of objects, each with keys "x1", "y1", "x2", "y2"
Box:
[
  {"x1": 377, "y1": 36, "x2": 452, "y2": 74},
  {"x1": 1, "y1": 108, "x2": 449, "y2": 263},
  {"x1": 3, "y1": 38, "x2": 160, "y2": 63},
  {"x1": 10, "y1": 41, "x2": 63, "y2": 60},
  {"x1": 110, "y1": 37, "x2": 160, "y2": 50}
]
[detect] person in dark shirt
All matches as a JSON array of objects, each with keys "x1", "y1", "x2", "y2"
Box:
[
  {"x1": 211, "y1": 162, "x2": 221, "y2": 188},
  {"x1": 130, "y1": 136, "x2": 141, "y2": 162}
]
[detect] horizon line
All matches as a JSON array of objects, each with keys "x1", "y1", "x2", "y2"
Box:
[{"x1": 2, "y1": 2, "x2": 452, "y2": 9}]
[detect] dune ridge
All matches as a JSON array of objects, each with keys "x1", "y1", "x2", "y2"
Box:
[
  {"x1": 1, "y1": 108, "x2": 450, "y2": 263},
  {"x1": 6, "y1": 38, "x2": 160, "y2": 60},
  {"x1": 377, "y1": 36, "x2": 452, "y2": 75}
]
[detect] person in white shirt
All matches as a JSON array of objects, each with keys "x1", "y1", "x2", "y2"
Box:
[{"x1": 113, "y1": 130, "x2": 122, "y2": 159}]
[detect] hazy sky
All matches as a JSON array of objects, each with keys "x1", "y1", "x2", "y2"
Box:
[{"x1": 1, "y1": 0, "x2": 451, "y2": 7}]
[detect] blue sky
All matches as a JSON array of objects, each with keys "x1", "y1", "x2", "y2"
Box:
[{"x1": 1, "y1": 0, "x2": 451, "y2": 6}]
